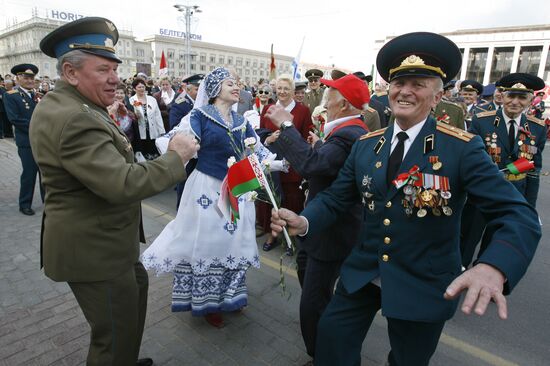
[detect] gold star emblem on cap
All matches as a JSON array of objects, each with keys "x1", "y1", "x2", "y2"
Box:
[
  {"x1": 403, "y1": 55, "x2": 424, "y2": 66},
  {"x1": 511, "y1": 83, "x2": 526, "y2": 89}
]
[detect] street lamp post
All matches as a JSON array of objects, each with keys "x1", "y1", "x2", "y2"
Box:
[{"x1": 174, "y1": 4, "x2": 201, "y2": 78}]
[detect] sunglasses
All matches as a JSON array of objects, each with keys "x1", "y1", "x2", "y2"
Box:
[
  {"x1": 257, "y1": 90, "x2": 270, "y2": 95},
  {"x1": 308, "y1": 78, "x2": 320, "y2": 82}
]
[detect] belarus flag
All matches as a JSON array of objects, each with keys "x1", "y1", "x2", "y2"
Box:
[{"x1": 218, "y1": 155, "x2": 265, "y2": 223}]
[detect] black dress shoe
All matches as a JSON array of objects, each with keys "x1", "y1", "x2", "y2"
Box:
[
  {"x1": 19, "y1": 207, "x2": 35, "y2": 216},
  {"x1": 136, "y1": 358, "x2": 153, "y2": 366}
]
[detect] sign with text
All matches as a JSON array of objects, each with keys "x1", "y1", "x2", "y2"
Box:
[
  {"x1": 159, "y1": 28, "x2": 202, "y2": 41},
  {"x1": 49, "y1": 9, "x2": 85, "y2": 21}
]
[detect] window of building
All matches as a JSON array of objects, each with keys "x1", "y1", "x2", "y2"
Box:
[
  {"x1": 260, "y1": 61, "x2": 265, "y2": 68},
  {"x1": 544, "y1": 46, "x2": 550, "y2": 81},
  {"x1": 168, "y1": 61, "x2": 174, "y2": 69},
  {"x1": 465, "y1": 48, "x2": 488, "y2": 81},
  {"x1": 200, "y1": 54, "x2": 206, "y2": 62},
  {"x1": 191, "y1": 64, "x2": 196, "y2": 70},
  {"x1": 252, "y1": 70, "x2": 257, "y2": 75},
  {"x1": 245, "y1": 59, "x2": 250, "y2": 67},
  {"x1": 245, "y1": 69, "x2": 250, "y2": 75},
  {"x1": 200, "y1": 65, "x2": 206, "y2": 71},
  {"x1": 489, "y1": 47, "x2": 514, "y2": 82},
  {"x1": 253, "y1": 60, "x2": 258, "y2": 68},
  {"x1": 260, "y1": 70, "x2": 264, "y2": 76},
  {"x1": 179, "y1": 52, "x2": 185, "y2": 60},
  {"x1": 210, "y1": 55, "x2": 216, "y2": 63},
  {"x1": 219, "y1": 56, "x2": 225, "y2": 64},
  {"x1": 517, "y1": 46, "x2": 543, "y2": 75},
  {"x1": 228, "y1": 56, "x2": 233, "y2": 65},
  {"x1": 167, "y1": 49, "x2": 175, "y2": 59},
  {"x1": 236, "y1": 57, "x2": 242, "y2": 66},
  {"x1": 210, "y1": 65, "x2": 215, "y2": 71}
]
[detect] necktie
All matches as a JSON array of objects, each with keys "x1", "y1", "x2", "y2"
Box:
[
  {"x1": 508, "y1": 119, "x2": 516, "y2": 149},
  {"x1": 387, "y1": 131, "x2": 409, "y2": 187}
]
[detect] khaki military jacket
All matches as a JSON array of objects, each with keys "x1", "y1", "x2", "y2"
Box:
[
  {"x1": 433, "y1": 99, "x2": 465, "y2": 130},
  {"x1": 29, "y1": 80, "x2": 186, "y2": 282},
  {"x1": 304, "y1": 88, "x2": 323, "y2": 113}
]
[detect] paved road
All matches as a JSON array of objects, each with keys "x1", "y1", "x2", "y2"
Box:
[{"x1": 1, "y1": 137, "x2": 549, "y2": 365}]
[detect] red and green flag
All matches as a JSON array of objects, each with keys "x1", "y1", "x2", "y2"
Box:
[
  {"x1": 505, "y1": 157, "x2": 534, "y2": 175},
  {"x1": 218, "y1": 155, "x2": 266, "y2": 223}
]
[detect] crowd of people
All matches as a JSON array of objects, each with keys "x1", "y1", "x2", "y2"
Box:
[{"x1": 2, "y1": 14, "x2": 547, "y2": 366}]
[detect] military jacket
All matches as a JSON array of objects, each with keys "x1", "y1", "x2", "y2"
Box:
[
  {"x1": 304, "y1": 88, "x2": 323, "y2": 113},
  {"x1": 469, "y1": 109, "x2": 546, "y2": 207},
  {"x1": 433, "y1": 99, "x2": 465, "y2": 130},
  {"x1": 301, "y1": 116, "x2": 540, "y2": 322},
  {"x1": 29, "y1": 80, "x2": 186, "y2": 282},
  {"x1": 4, "y1": 86, "x2": 37, "y2": 147}
]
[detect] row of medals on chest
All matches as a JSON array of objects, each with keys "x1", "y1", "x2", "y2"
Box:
[
  {"x1": 362, "y1": 161, "x2": 453, "y2": 218},
  {"x1": 485, "y1": 130, "x2": 536, "y2": 163}
]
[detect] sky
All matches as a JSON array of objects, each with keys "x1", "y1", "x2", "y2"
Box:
[{"x1": 1, "y1": 0, "x2": 550, "y2": 72}]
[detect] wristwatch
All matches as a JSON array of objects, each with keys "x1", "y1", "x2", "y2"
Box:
[{"x1": 280, "y1": 120, "x2": 294, "y2": 131}]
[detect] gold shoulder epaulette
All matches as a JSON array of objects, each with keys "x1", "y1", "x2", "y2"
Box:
[
  {"x1": 365, "y1": 106, "x2": 376, "y2": 113},
  {"x1": 360, "y1": 127, "x2": 387, "y2": 140},
  {"x1": 6, "y1": 89, "x2": 18, "y2": 94},
  {"x1": 436, "y1": 122, "x2": 474, "y2": 142},
  {"x1": 475, "y1": 110, "x2": 497, "y2": 119},
  {"x1": 527, "y1": 115, "x2": 545, "y2": 127}
]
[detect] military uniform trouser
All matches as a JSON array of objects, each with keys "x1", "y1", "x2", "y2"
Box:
[
  {"x1": 315, "y1": 282, "x2": 445, "y2": 366},
  {"x1": 17, "y1": 146, "x2": 43, "y2": 209},
  {"x1": 68, "y1": 262, "x2": 148, "y2": 366}
]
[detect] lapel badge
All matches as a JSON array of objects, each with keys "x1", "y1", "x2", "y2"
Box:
[
  {"x1": 493, "y1": 116, "x2": 500, "y2": 127},
  {"x1": 368, "y1": 201, "x2": 375, "y2": 211},
  {"x1": 375, "y1": 161, "x2": 382, "y2": 169},
  {"x1": 374, "y1": 136, "x2": 386, "y2": 155},
  {"x1": 423, "y1": 134, "x2": 434, "y2": 154}
]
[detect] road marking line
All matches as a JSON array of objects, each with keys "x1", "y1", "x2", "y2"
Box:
[{"x1": 141, "y1": 201, "x2": 518, "y2": 366}]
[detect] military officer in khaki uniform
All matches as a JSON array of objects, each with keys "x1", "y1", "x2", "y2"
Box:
[
  {"x1": 304, "y1": 68, "x2": 324, "y2": 113},
  {"x1": 29, "y1": 17, "x2": 199, "y2": 366},
  {"x1": 433, "y1": 99, "x2": 465, "y2": 130}
]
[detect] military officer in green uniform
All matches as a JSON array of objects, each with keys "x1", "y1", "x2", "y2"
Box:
[
  {"x1": 270, "y1": 32, "x2": 540, "y2": 366},
  {"x1": 304, "y1": 68, "x2": 324, "y2": 113},
  {"x1": 29, "y1": 17, "x2": 199, "y2": 366},
  {"x1": 460, "y1": 79, "x2": 483, "y2": 129}
]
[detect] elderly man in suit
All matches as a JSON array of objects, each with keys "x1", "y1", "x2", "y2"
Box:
[
  {"x1": 266, "y1": 74, "x2": 370, "y2": 363},
  {"x1": 29, "y1": 17, "x2": 199, "y2": 366},
  {"x1": 270, "y1": 32, "x2": 540, "y2": 366}
]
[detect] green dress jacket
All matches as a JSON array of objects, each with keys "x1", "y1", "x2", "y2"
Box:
[{"x1": 29, "y1": 80, "x2": 186, "y2": 282}]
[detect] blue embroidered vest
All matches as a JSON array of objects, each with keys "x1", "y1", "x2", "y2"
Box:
[{"x1": 191, "y1": 104, "x2": 255, "y2": 181}]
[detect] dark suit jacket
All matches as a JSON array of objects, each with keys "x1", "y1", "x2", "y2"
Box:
[
  {"x1": 274, "y1": 119, "x2": 367, "y2": 261},
  {"x1": 4, "y1": 86, "x2": 37, "y2": 147},
  {"x1": 301, "y1": 117, "x2": 540, "y2": 322},
  {"x1": 29, "y1": 80, "x2": 186, "y2": 282}
]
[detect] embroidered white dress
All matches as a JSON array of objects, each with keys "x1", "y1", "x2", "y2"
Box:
[{"x1": 142, "y1": 104, "x2": 273, "y2": 315}]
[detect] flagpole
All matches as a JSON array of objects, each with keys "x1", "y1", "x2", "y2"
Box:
[
  {"x1": 260, "y1": 174, "x2": 293, "y2": 250},
  {"x1": 249, "y1": 155, "x2": 292, "y2": 249}
]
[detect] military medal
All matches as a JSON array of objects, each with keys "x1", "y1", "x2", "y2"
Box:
[
  {"x1": 441, "y1": 191, "x2": 451, "y2": 199},
  {"x1": 417, "y1": 208, "x2": 427, "y2": 218},
  {"x1": 442, "y1": 206, "x2": 453, "y2": 216},
  {"x1": 432, "y1": 207, "x2": 441, "y2": 216},
  {"x1": 368, "y1": 201, "x2": 375, "y2": 211},
  {"x1": 403, "y1": 184, "x2": 415, "y2": 195},
  {"x1": 421, "y1": 190, "x2": 433, "y2": 202},
  {"x1": 362, "y1": 175, "x2": 372, "y2": 188},
  {"x1": 375, "y1": 161, "x2": 382, "y2": 168},
  {"x1": 429, "y1": 156, "x2": 442, "y2": 171}
]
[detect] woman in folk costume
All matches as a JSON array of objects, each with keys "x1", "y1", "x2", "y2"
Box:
[{"x1": 142, "y1": 67, "x2": 284, "y2": 328}]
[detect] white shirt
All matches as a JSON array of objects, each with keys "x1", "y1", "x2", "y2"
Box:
[
  {"x1": 390, "y1": 118, "x2": 427, "y2": 158},
  {"x1": 502, "y1": 112, "x2": 519, "y2": 138},
  {"x1": 323, "y1": 114, "x2": 362, "y2": 137}
]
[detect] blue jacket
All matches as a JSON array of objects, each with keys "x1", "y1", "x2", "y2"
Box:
[
  {"x1": 273, "y1": 119, "x2": 367, "y2": 261},
  {"x1": 4, "y1": 87, "x2": 37, "y2": 147},
  {"x1": 190, "y1": 104, "x2": 255, "y2": 181},
  {"x1": 301, "y1": 117, "x2": 540, "y2": 322},
  {"x1": 469, "y1": 109, "x2": 546, "y2": 207},
  {"x1": 169, "y1": 93, "x2": 194, "y2": 129}
]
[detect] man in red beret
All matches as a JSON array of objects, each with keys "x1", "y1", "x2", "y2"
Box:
[{"x1": 265, "y1": 74, "x2": 370, "y2": 365}]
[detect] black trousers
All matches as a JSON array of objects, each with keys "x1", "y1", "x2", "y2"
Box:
[
  {"x1": 315, "y1": 282, "x2": 445, "y2": 366},
  {"x1": 69, "y1": 262, "x2": 149, "y2": 366},
  {"x1": 296, "y1": 249, "x2": 343, "y2": 358},
  {"x1": 17, "y1": 146, "x2": 44, "y2": 209}
]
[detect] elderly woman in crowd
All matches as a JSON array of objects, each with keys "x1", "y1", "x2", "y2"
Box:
[
  {"x1": 142, "y1": 67, "x2": 279, "y2": 328},
  {"x1": 130, "y1": 78, "x2": 165, "y2": 160},
  {"x1": 107, "y1": 83, "x2": 138, "y2": 147},
  {"x1": 258, "y1": 75, "x2": 312, "y2": 255},
  {"x1": 153, "y1": 76, "x2": 176, "y2": 131}
]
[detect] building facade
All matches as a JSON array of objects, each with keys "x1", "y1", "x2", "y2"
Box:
[
  {"x1": 374, "y1": 24, "x2": 550, "y2": 85},
  {"x1": 144, "y1": 34, "x2": 293, "y2": 85},
  {"x1": 0, "y1": 16, "x2": 295, "y2": 85}
]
